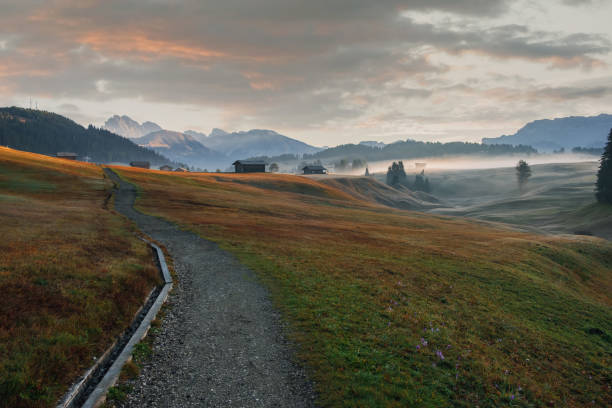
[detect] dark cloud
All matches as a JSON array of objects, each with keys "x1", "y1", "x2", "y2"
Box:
[
  {"x1": 535, "y1": 85, "x2": 612, "y2": 100},
  {"x1": 0, "y1": 0, "x2": 610, "y2": 132}
]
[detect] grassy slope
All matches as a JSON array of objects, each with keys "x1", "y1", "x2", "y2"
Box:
[
  {"x1": 0, "y1": 148, "x2": 160, "y2": 408},
  {"x1": 424, "y1": 162, "x2": 612, "y2": 238},
  {"x1": 118, "y1": 169, "x2": 612, "y2": 407}
]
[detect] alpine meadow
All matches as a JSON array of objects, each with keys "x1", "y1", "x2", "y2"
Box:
[{"x1": 2, "y1": 1, "x2": 612, "y2": 407}]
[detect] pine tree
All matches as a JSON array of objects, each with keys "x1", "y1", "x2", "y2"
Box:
[
  {"x1": 386, "y1": 161, "x2": 407, "y2": 186},
  {"x1": 515, "y1": 160, "x2": 532, "y2": 192},
  {"x1": 365, "y1": 167, "x2": 370, "y2": 176},
  {"x1": 596, "y1": 128, "x2": 612, "y2": 204}
]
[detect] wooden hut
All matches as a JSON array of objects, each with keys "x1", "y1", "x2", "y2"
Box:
[
  {"x1": 302, "y1": 165, "x2": 327, "y2": 175},
  {"x1": 56, "y1": 152, "x2": 78, "y2": 160},
  {"x1": 233, "y1": 160, "x2": 266, "y2": 173},
  {"x1": 130, "y1": 161, "x2": 150, "y2": 169}
]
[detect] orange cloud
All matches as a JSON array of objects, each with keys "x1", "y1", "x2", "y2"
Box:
[{"x1": 78, "y1": 30, "x2": 227, "y2": 61}]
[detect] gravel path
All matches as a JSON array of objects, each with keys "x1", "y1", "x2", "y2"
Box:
[{"x1": 105, "y1": 169, "x2": 316, "y2": 407}]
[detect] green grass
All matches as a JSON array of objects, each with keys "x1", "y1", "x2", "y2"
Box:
[
  {"x1": 0, "y1": 148, "x2": 160, "y2": 408},
  {"x1": 118, "y1": 168, "x2": 612, "y2": 407}
]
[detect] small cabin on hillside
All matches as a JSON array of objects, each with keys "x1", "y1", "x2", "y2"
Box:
[
  {"x1": 130, "y1": 161, "x2": 150, "y2": 169},
  {"x1": 233, "y1": 160, "x2": 266, "y2": 173},
  {"x1": 302, "y1": 165, "x2": 327, "y2": 175},
  {"x1": 159, "y1": 165, "x2": 173, "y2": 171},
  {"x1": 56, "y1": 152, "x2": 78, "y2": 160},
  {"x1": 174, "y1": 167, "x2": 188, "y2": 172}
]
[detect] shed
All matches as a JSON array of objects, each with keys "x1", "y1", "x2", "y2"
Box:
[
  {"x1": 159, "y1": 165, "x2": 173, "y2": 171},
  {"x1": 302, "y1": 165, "x2": 327, "y2": 175},
  {"x1": 174, "y1": 167, "x2": 188, "y2": 172},
  {"x1": 130, "y1": 161, "x2": 150, "y2": 169},
  {"x1": 56, "y1": 152, "x2": 78, "y2": 160},
  {"x1": 233, "y1": 160, "x2": 266, "y2": 173}
]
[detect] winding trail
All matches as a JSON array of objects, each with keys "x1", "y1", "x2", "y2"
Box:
[{"x1": 105, "y1": 168, "x2": 315, "y2": 407}]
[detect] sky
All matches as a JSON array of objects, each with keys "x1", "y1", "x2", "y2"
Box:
[{"x1": 1, "y1": 0, "x2": 611, "y2": 146}]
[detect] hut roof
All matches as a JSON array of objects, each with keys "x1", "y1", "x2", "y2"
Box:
[
  {"x1": 303, "y1": 165, "x2": 327, "y2": 171},
  {"x1": 232, "y1": 160, "x2": 266, "y2": 165}
]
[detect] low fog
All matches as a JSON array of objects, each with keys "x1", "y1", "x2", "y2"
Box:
[{"x1": 335, "y1": 153, "x2": 600, "y2": 176}]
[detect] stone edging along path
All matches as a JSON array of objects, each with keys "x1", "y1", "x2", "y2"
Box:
[
  {"x1": 57, "y1": 203, "x2": 173, "y2": 407},
  {"x1": 102, "y1": 168, "x2": 316, "y2": 407}
]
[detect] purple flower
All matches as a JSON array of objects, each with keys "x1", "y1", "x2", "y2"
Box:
[
  {"x1": 447, "y1": 344, "x2": 451, "y2": 349},
  {"x1": 510, "y1": 395, "x2": 515, "y2": 400},
  {"x1": 436, "y1": 350, "x2": 445, "y2": 360},
  {"x1": 416, "y1": 345, "x2": 421, "y2": 350}
]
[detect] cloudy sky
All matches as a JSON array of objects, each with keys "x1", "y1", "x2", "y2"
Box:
[{"x1": 1, "y1": 0, "x2": 611, "y2": 146}]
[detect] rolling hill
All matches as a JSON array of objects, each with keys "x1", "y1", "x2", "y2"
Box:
[
  {"x1": 0, "y1": 107, "x2": 172, "y2": 165},
  {"x1": 483, "y1": 114, "x2": 612, "y2": 152},
  {"x1": 426, "y1": 161, "x2": 612, "y2": 240},
  {"x1": 311, "y1": 175, "x2": 444, "y2": 210},
  {"x1": 0, "y1": 147, "x2": 160, "y2": 407},
  {"x1": 116, "y1": 166, "x2": 612, "y2": 407}
]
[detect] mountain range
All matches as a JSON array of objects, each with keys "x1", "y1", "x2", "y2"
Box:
[
  {"x1": 103, "y1": 115, "x2": 321, "y2": 168},
  {"x1": 185, "y1": 128, "x2": 321, "y2": 158},
  {"x1": 104, "y1": 115, "x2": 163, "y2": 138},
  {"x1": 482, "y1": 114, "x2": 612, "y2": 152},
  {"x1": 132, "y1": 130, "x2": 227, "y2": 169}
]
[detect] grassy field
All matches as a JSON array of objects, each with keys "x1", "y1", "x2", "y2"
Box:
[
  {"x1": 415, "y1": 162, "x2": 612, "y2": 239},
  {"x1": 0, "y1": 148, "x2": 160, "y2": 408},
  {"x1": 117, "y1": 168, "x2": 612, "y2": 407}
]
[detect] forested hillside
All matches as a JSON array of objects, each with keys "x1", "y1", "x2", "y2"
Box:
[
  {"x1": 307, "y1": 139, "x2": 537, "y2": 160},
  {"x1": 0, "y1": 107, "x2": 172, "y2": 165},
  {"x1": 255, "y1": 139, "x2": 537, "y2": 164}
]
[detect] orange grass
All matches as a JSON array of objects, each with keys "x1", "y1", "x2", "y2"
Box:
[
  {"x1": 118, "y1": 168, "x2": 612, "y2": 407},
  {"x1": 0, "y1": 148, "x2": 160, "y2": 408}
]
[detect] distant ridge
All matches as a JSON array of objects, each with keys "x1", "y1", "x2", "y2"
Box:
[
  {"x1": 187, "y1": 128, "x2": 321, "y2": 159},
  {"x1": 0, "y1": 107, "x2": 172, "y2": 165},
  {"x1": 132, "y1": 130, "x2": 228, "y2": 168},
  {"x1": 483, "y1": 114, "x2": 612, "y2": 152}
]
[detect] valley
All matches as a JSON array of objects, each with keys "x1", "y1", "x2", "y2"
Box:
[{"x1": 418, "y1": 161, "x2": 612, "y2": 240}]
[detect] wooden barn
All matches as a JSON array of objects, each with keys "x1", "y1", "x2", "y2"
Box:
[
  {"x1": 302, "y1": 165, "x2": 327, "y2": 175},
  {"x1": 56, "y1": 152, "x2": 78, "y2": 160},
  {"x1": 233, "y1": 160, "x2": 266, "y2": 173},
  {"x1": 130, "y1": 161, "x2": 150, "y2": 169}
]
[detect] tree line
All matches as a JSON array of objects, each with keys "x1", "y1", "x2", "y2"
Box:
[
  {"x1": 386, "y1": 161, "x2": 431, "y2": 193},
  {"x1": 0, "y1": 107, "x2": 173, "y2": 165},
  {"x1": 304, "y1": 139, "x2": 537, "y2": 162}
]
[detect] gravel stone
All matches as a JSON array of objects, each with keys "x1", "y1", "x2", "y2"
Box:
[{"x1": 105, "y1": 169, "x2": 316, "y2": 407}]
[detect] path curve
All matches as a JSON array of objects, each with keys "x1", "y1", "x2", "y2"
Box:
[{"x1": 105, "y1": 169, "x2": 316, "y2": 407}]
